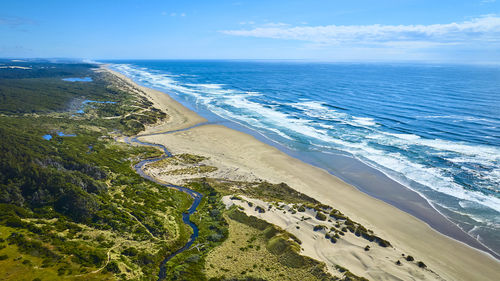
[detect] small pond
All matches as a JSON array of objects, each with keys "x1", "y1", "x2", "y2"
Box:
[
  {"x1": 62, "y1": 77, "x2": 93, "y2": 82},
  {"x1": 42, "y1": 132, "x2": 76, "y2": 140}
]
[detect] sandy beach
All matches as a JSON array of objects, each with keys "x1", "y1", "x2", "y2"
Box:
[{"x1": 105, "y1": 67, "x2": 500, "y2": 281}]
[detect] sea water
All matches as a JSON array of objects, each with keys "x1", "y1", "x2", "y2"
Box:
[{"x1": 106, "y1": 60, "x2": 500, "y2": 255}]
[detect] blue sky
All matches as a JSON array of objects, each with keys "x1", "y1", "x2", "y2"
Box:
[{"x1": 1, "y1": 0, "x2": 499, "y2": 63}]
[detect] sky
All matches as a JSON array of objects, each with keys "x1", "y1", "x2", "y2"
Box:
[{"x1": 1, "y1": 0, "x2": 500, "y2": 63}]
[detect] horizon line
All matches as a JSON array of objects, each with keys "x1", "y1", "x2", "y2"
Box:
[{"x1": 1, "y1": 57, "x2": 500, "y2": 66}]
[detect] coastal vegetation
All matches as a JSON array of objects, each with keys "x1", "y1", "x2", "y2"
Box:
[
  {"x1": 194, "y1": 178, "x2": 318, "y2": 205},
  {"x1": 205, "y1": 208, "x2": 336, "y2": 281},
  {"x1": 190, "y1": 178, "x2": 392, "y2": 250},
  {"x1": 0, "y1": 61, "x2": 189, "y2": 280},
  {"x1": 159, "y1": 180, "x2": 229, "y2": 280}
]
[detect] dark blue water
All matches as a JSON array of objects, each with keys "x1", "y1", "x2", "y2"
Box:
[{"x1": 107, "y1": 60, "x2": 500, "y2": 255}]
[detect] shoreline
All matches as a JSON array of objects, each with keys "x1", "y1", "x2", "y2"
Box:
[
  {"x1": 213, "y1": 116, "x2": 500, "y2": 258},
  {"x1": 105, "y1": 66, "x2": 500, "y2": 280}
]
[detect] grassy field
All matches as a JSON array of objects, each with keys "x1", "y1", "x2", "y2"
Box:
[
  {"x1": 0, "y1": 225, "x2": 113, "y2": 281},
  {"x1": 205, "y1": 211, "x2": 331, "y2": 281}
]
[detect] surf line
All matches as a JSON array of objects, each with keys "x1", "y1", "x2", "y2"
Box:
[{"x1": 125, "y1": 122, "x2": 209, "y2": 280}]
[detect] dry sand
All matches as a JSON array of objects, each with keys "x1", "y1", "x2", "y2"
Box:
[
  {"x1": 105, "y1": 66, "x2": 500, "y2": 281},
  {"x1": 224, "y1": 195, "x2": 443, "y2": 280}
]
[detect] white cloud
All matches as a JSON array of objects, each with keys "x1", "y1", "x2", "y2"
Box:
[
  {"x1": 262, "y1": 22, "x2": 289, "y2": 27},
  {"x1": 168, "y1": 12, "x2": 186, "y2": 17},
  {"x1": 221, "y1": 15, "x2": 500, "y2": 47}
]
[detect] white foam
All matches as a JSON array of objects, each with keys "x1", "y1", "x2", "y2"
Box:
[
  {"x1": 468, "y1": 225, "x2": 480, "y2": 237},
  {"x1": 221, "y1": 95, "x2": 340, "y2": 145},
  {"x1": 378, "y1": 130, "x2": 500, "y2": 169},
  {"x1": 288, "y1": 101, "x2": 346, "y2": 121},
  {"x1": 317, "y1": 123, "x2": 336, "y2": 130},
  {"x1": 186, "y1": 83, "x2": 224, "y2": 89},
  {"x1": 358, "y1": 150, "x2": 500, "y2": 213},
  {"x1": 289, "y1": 101, "x2": 378, "y2": 129},
  {"x1": 267, "y1": 128, "x2": 294, "y2": 140},
  {"x1": 352, "y1": 116, "x2": 377, "y2": 126},
  {"x1": 386, "y1": 133, "x2": 421, "y2": 141}
]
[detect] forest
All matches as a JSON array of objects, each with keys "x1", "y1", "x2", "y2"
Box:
[{"x1": 0, "y1": 60, "x2": 192, "y2": 280}]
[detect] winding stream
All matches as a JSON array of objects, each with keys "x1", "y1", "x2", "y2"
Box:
[{"x1": 125, "y1": 124, "x2": 208, "y2": 280}]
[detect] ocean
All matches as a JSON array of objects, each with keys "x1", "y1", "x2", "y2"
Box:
[{"x1": 106, "y1": 60, "x2": 500, "y2": 256}]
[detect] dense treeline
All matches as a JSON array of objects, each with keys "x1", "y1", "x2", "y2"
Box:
[{"x1": 0, "y1": 121, "x2": 106, "y2": 223}]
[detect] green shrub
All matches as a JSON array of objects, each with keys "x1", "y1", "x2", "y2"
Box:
[
  {"x1": 4, "y1": 216, "x2": 28, "y2": 228},
  {"x1": 122, "y1": 246, "x2": 138, "y2": 256},
  {"x1": 105, "y1": 261, "x2": 121, "y2": 273},
  {"x1": 208, "y1": 233, "x2": 224, "y2": 242},
  {"x1": 255, "y1": 206, "x2": 266, "y2": 213},
  {"x1": 313, "y1": 225, "x2": 325, "y2": 231},
  {"x1": 377, "y1": 238, "x2": 391, "y2": 247},
  {"x1": 185, "y1": 254, "x2": 200, "y2": 263},
  {"x1": 263, "y1": 226, "x2": 279, "y2": 239},
  {"x1": 335, "y1": 264, "x2": 347, "y2": 273},
  {"x1": 267, "y1": 237, "x2": 289, "y2": 255},
  {"x1": 315, "y1": 212, "x2": 327, "y2": 221},
  {"x1": 287, "y1": 233, "x2": 302, "y2": 245},
  {"x1": 227, "y1": 209, "x2": 269, "y2": 230}
]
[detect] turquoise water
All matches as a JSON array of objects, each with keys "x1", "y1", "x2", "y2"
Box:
[
  {"x1": 42, "y1": 132, "x2": 76, "y2": 140},
  {"x1": 107, "y1": 60, "x2": 500, "y2": 255},
  {"x1": 62, "y1": 77, "x2": 92, "y2": 82},
  {"x1": 56, "y1": 132, "x2": 76, "y2": 137}
]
